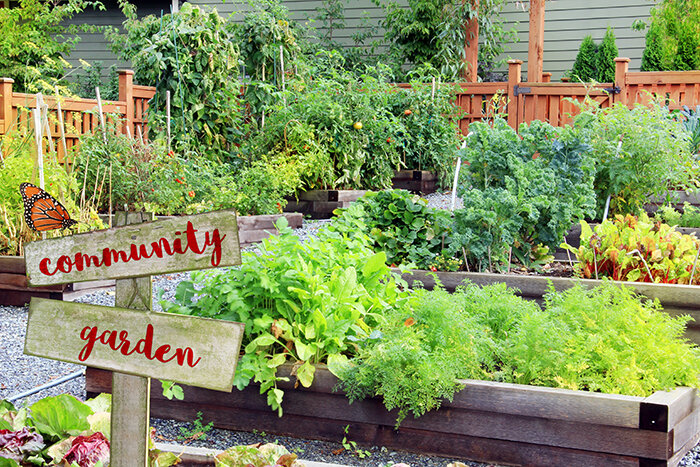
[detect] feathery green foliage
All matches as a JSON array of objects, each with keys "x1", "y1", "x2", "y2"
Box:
[
  {"x1": 570, "y1": 35, "x2": 598, "y2": 82},
  {"x1": 596, "y1": 28, "x2": 618, "y2": 83}
]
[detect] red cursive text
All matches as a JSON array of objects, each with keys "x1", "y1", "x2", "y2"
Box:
[
  {"x1": 78, "y1": 323, "x2": 202, "y2": 368},
  {"x1": 39, "y1": 221, "x2": 226, "y2": 276}
]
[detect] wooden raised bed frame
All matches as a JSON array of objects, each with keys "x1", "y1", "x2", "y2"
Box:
[{"x1": 87, "y1": 365, "x2": 700, "y2": 467}]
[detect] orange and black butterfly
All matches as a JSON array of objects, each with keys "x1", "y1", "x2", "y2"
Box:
[{"x1": 19, "y1": 182, "x2": 78, "y2": 232}]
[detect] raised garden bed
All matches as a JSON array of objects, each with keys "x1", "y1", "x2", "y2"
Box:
[
  {"x1": 86, "y1": 365, "x2": 700, "y2": 467},
  {"x1": 399, "y1": 269, "x2": 700, "y2": 346},
  {"x1": 284, "y1": 190, "x2": 367, "y2": 219},
  {"x1": 391, "y1": 170, "x2": 437, "y2": 194}
]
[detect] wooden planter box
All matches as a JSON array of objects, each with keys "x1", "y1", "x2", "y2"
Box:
[
  {"x1": 391, "y1": 170, "x2": 437, "y2": 194},
  {"x1": 400, "y1": 269, "x2": 700, "y2": 346},
  {"x1": 647, "y1": 191, "x2": 700, "y2": 214},
  {"x1": 86, "y1": 366, "x2": 700, "y2": 467},
  {"x1": 284, "y1": 190, "x2": 367, "y2": 219}
]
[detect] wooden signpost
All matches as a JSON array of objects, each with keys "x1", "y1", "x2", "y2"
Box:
[{"x1": 23, "y1": 210, "x2": 245, "y2": 466}]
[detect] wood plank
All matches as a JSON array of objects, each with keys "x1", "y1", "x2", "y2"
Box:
[
  {"x1": 25, "y1": 298, "x2": 244, "y2": 391},
  {"x1": 25, "y1": 209, "x2": 241, "y2": 286},
  {"x1": 672, "y1": 406, "x2": 700, "y2": 453}
]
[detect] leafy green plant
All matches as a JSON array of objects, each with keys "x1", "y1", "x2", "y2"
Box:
[
  {"x1": 679, "y1": 105, "x2": 700, "y2": 154},
  {"x1": 569, "y1": 35, "x2": 597, "y2": 82},
  {"x1": 562, "y1": 213, "x2": 700, "y2": 284},
  {"x1": 571, "y1": 99, "x2": 697, "y2": 217},
  {"x1": 110, "y1": 3, "x2": 243, "y2": 161},
  {"x1": 163, "y1": 217, "x2": 409, "y2": 415},
  {"x1": 454, "y1": 118, "x2": 596, "y2": 269},
  {"x1": 215, "y1": 442, "x2": 300, "y2": 467},
  {"x1": 595, "y1": 28, "x2": 618, "y2": 83},
  {"x1": 653, "y1": 202, "x2": 700, "y2": 228},
  {"x1": 177, "y1": 412, "x2": 213, "y2": 443},
  {"x1": 340, "y1": 425, "x2": 371, "y2": 459},
  {"x1": 330, "y1": 190, "x2": 452, "y2": 269}
]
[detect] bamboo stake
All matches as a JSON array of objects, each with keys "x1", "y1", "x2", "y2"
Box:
[
  {"x1": 166, "y1": 90, "x2": 171, "y2": 151},
  {"x1": 431, "y1": 76, "x2": 436, "y2": 101},
  {"x1": 280, "y1": 45, "x2": 286, "y2": 106},
  {"x1": 33, "y1": 107, "x2": 46, "y2": 240},
  {"x1": 36, "y1": 93, "x2": 54, "y2": 155},
  {"x1": 690, "y1": 243, "x2": 700, "y2": 286},
  {"x1": 96, "y1": 87, "x2": 107, "y2": 143},
  {"x1": 55, "y1": 87, "x2": 69, "y2": 170},
  {"x1": 108, "y1": 162, "x2": 113, "y2": 228},
  {"x1": 136, "y1": 125, "x2": 144, "y2": 144}
]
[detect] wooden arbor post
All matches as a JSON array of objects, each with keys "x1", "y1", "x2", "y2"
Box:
[
  {"x1": 463, "y1": 0, "x2": 480, "y2": 82},
  {"x1": 527, "y1": 0, "x2": 545, "y2": 82}
]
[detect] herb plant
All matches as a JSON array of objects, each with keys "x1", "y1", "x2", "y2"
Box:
[
  {"x1": 337, "y1": 281, "x2": 700, "y2": 425},
  {"x1": 563, "y1": 214, "x2": 700, "y2": 284},
  {"x1": 653, "y1": 202, "x2": 700, "y2": 228}
]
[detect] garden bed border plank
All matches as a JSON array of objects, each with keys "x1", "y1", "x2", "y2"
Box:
[{"x1": 86, "y1": 366, "x2": 699, "y2": 466}]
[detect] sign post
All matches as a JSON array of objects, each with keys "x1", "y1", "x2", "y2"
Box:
[
  {"x1": 23, "y1": 209, "x2": 244, "y2": 465},
  {"x1": 113, "y1": 211, "x2": 152, "y2": 466}
]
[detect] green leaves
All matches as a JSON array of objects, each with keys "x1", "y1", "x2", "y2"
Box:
[
  {"x1": 29, "y1": 395, "x2": 92, "y2": 442},
  {"x1": 166, "y1": 216, "x2": 407, "y2": 414}
]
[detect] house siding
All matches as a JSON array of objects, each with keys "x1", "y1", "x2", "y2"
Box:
[{"x1": 64, "y1": 0, "x2": 652, "y2": 83}]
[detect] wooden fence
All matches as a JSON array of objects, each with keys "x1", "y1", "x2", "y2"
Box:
[
  {"x1": 1, "y1": 60, "x2": 699, "y2": 159},
  {"x1": 0, "y1": 70, "x2": 155, "y2": 163},
  {"x1": 451, "y1": 57, "x2": 700, "y2": 132}
]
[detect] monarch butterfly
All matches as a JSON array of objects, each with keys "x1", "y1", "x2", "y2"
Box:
[{"x1": 19, "y1": 182, "x2": 78, "y2": 232}]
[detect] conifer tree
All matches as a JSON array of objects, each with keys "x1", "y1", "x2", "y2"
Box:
[
  {"x1": 641, "y1": 23, "x2": 665, "y2": 71},
  {"x1": 570, "y1": 35, "x2": 598, "y2": 82},
  {"x1": 596, "y1": 28, "x2": 618, "y2": 83}
]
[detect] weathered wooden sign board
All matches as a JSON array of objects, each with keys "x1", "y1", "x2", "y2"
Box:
[
  {"x1": 25, "y1": 298, "x2": 243, "y2": 391},
  {"x1": 25, "y1": 209, "x2": 241, "y2": 286},
  {"x1": 23, "y1": 210, "x2": 244, "y2": 467}
]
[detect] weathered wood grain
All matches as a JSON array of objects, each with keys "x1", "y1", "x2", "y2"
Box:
[
  {"x1": 25, "y1": 209, "x2": 241, "y2": 286},
  {"x1": 0, "y1": 256, "x2": 26, "y2": 274},
  {"x1": 25, "y1": 298, "x2": 243, "y2": 391}
]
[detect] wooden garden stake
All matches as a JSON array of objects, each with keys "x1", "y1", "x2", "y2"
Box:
[
  {"x1": 690, "y1": 244, "x2": 700, "y2": 286},
  {"x1": 96, "y1": 87, "x2": 107, "y2": 144},
  {"x1": 280, "y1": 45, "x2": 286, "y2": 106},
  {"x1": 55, "y1": 87, "x2": 69, "y2": 170}
]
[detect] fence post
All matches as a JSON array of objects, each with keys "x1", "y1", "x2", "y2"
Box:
[
  {"x1": 542, "y1": 72, "x2": 552, "y2": 83},
  {"x1": 118, "y1": 70, "x2": 134, "y2": 136},
  {"x1": 527, "y1": 0, "x2": 545, "y2": 83},
  {"x1": 0, "y1": 77, "x2": 14, "y2": 134},
  {"x1": 614, "y1": 57, "x2": 630, "y2": 107},
  {"x1": 507, "y1": 60, "x2": 523, "y2": 129}
]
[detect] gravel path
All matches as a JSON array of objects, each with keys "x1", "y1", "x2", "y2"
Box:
[{"x1": 1, "y1": 191, "x2": 699, "y2": 466}]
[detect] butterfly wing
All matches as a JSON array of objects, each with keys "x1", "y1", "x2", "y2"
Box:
[{"x1": 19, "y1": 182, "x2": 77, "y2": 232}]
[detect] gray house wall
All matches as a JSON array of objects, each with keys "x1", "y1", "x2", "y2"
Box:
[{"x1": 64, "y1": 0, "x2": 653, "y2": 83}]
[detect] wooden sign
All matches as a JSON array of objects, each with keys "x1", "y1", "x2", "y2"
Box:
[
  {"x1": 24, "y1": 209, "x2": 241, "y2": 286},
  {"x1": 25, "y1": 297, "x2": 244, "y2": 392}
]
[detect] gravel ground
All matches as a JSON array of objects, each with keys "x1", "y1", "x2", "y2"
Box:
[{"x1": 2, "y1": 190, "x2": 699, "y2": 466}]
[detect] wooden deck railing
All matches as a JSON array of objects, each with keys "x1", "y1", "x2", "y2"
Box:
[
  {"x1": 0, "y1": 70, "x2": 155, "y2": 163},
  {"x1": 1, "y1": 59, "x2": 699, "y2": 157}
]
